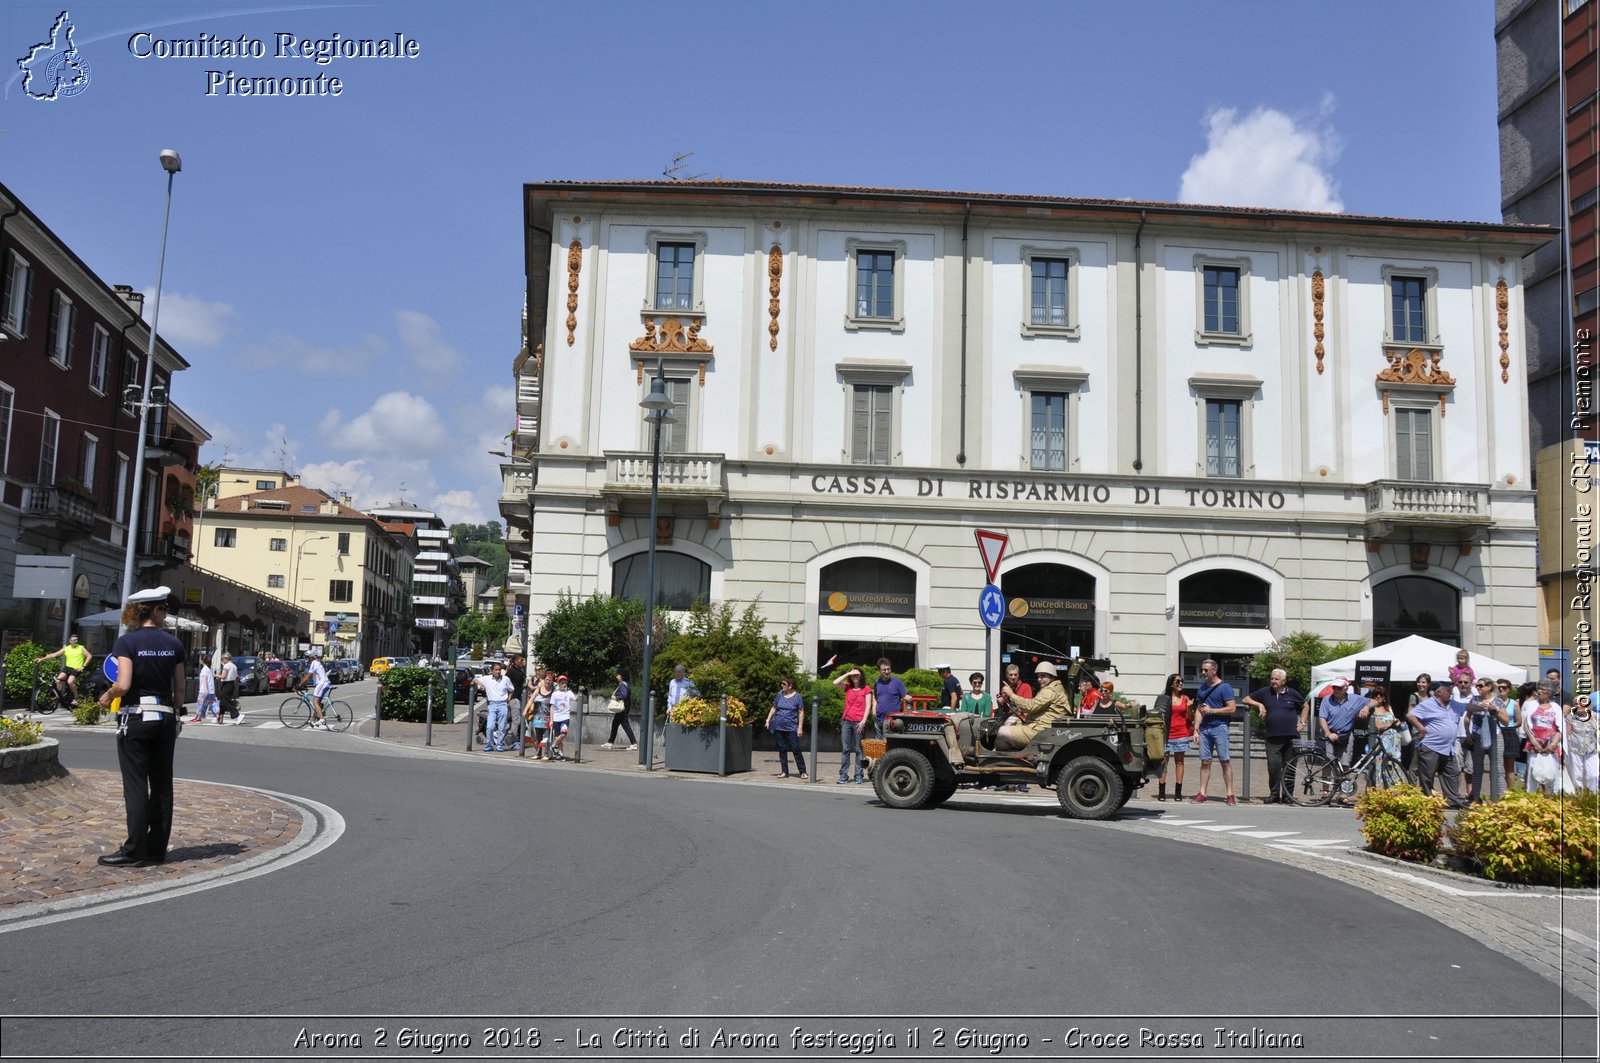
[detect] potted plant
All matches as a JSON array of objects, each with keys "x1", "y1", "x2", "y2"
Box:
[{"x1": 665, "y1": 694, "x2": 754, "y2": 774}]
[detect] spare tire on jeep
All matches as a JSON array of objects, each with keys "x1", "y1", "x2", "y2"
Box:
[{"x1": 1055, "y1": 755, "x2": 1126, "y2": 820}]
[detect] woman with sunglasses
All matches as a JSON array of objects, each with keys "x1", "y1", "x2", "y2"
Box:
[{"x1": 1494, "y1": 679, "x2": 1521, "y2": 789}]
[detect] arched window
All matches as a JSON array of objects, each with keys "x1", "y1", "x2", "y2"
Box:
[
  {"x1": 1373, "y1": 576, "x2": 1460, "y2": 647},
  {"x1": 819, "y1": 557, "x2": 915, "y2": 616},
  {"x1": 612, "y1": 551, "x2": 710, "y2": 610}
]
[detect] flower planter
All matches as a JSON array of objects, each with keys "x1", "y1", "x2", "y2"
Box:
[{"x1": 665, "y1": 722, "x2": 752, "y2": 774}]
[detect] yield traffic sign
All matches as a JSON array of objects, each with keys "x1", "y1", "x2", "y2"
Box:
[{"x1": 974, "y1": 529, "x2": 1008, "y2": 584}]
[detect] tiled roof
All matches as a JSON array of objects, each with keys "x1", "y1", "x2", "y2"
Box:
[{"x1": 210, "y1": 485, "x2": 368, "y2": 521}]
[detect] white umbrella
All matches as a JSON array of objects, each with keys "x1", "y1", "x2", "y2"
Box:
[{"x1": 75, "y1": 609, "x2": 207, "y2": 633}]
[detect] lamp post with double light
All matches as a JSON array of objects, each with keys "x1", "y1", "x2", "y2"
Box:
[
  {"x1": 119, "y1": 149, "x2": 182, "y2": 617},
  {"x1": 637, "y1": 369, "x2": 675, "y2": 769}
]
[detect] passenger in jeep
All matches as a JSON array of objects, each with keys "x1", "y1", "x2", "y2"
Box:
[{"x1": 993, "y1": 660, "x2": 1074, "y2": 750}]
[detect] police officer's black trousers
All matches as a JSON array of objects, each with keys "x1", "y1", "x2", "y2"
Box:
[{"x1": 116, "y1": 714, "x2": 178, "y2": 861}]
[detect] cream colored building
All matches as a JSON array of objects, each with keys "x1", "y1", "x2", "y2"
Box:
[
  {"x1": 194, "y1": 484, "x2": 414, "y2": 663},
  {"x1": 510, "y1": 180, "x2": 1553, "y2": 696}
]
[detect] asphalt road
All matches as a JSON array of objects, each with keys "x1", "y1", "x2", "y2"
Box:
[{"x1": 2, "y1": 706, "x2": 1594, "y2": 1062}]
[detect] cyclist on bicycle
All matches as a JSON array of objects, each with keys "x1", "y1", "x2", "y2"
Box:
[
  {"x1": 38, "y1": 634, "x2": 94, "y2": 700},
  {"x1": 297, "y1": 655, "x2": 332, "y2": 730}
]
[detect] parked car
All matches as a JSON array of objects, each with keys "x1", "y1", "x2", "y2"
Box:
[
  {"x1": 369, "y1": 656, "x2": 403, "y2": 676},
  {"x1": 232, "y1": 655, "x2": 267, "y2": 696},
  {"x1": 443, "y1": 661, "x2": 490, "y2": 703},
  {"x1": 263, "y1": 659, "x2": 295, "y2": 693},
  {"x1": 339, "y1": 658, "x2": 362, "y2": 683}
]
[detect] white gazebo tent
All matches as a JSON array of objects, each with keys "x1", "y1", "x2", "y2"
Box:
[
  {"x1": 75, "y1": 609, "x2": 207, "y2": 633},
  {"x1": 1310, "y1": 634, "x2": 1528, "y2": 688}
]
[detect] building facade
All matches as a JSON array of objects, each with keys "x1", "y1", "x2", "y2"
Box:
[
  {"x1": 194, "y1": 484, "x2": 414, "y2": 663},
  {"x1": 514, "y1": 180, "x2": 1551, "y2": 695},
  {"x1": 1496, "y1": 0, "x2": 1599, "y2": 691},
  {"x1": 364, "y1": 503, "x2": 460, "y2": 657}
]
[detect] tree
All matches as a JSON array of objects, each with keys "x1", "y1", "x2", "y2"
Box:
[
  {"x1": 531, "y1": 592, "x2": 643, "y2": 690},
  {"x1": 1248, "y1": 631, "x2": 1368, "y2": 701},
  {"x1": 652, "y1": 600, "x2": 802, "y2": 714}
]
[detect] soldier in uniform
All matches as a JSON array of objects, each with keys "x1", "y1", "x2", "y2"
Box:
[{"x1": 95, "y1": 586, "x2": 185, "y2": 867}]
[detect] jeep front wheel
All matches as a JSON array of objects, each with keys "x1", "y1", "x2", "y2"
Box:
[
  {"x1": 875, "y1": 748, "x2": 937, "y2": 809},
  {"x1": 1056, "y1": 756, "x2": 1126, "y2": 820}
]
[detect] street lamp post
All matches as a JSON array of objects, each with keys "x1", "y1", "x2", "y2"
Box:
[
  {"x1": 637, "y1": 370, "x2": 675, "y2": 769},
  {"x1": 119, "y1": 149, "x2": 182, "y2": 615}
]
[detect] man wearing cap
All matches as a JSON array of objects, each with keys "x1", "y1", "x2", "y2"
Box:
[
  {"x1": 1406, "y1": 679, "x2": 1470, "y2": 808},
  {"x1": 995, "y1": 660, "x2": 1072, "y2": 751},
  {"x1": 1319, "y1": 678, "x2": 1371, "y2": 799},
  {"x1": 937, "y1": 664, "x2": 961, "y2": 712},
  {"x1": 95, "y1": 587, "x2": 185, "y2": 867}
]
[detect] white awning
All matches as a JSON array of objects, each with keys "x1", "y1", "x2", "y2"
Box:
[
  {"x1": 1179, "y1": 626, "x2": 1274, "y2": 655},
  {"x1": 817, "y1": 614, "x2": 920, "y2": 643}
]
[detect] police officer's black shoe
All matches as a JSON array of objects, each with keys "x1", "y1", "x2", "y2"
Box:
[{"x1": 97, "y1": 852, "x2": 150, "y2": 867}]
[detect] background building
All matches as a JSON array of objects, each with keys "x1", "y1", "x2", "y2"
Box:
[
  {"x1": 513, "y1": 180, "x2": 1550, "y2": 694},
  {"x1": 365, "y1": 502, "x2": 460, "y2": 657},
  {"x1": 1496, "y1": 0, "x2": 1599, "y2": 691}
]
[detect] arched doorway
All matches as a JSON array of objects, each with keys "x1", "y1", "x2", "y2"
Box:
[
  {"x1": 611, "y1": 551, "x2": 711, "y2": 609},
  {"x1": 816, "y1": 557, "x2": 918, "y2": 672},
  {"x1": 1177, "y1": 570, "x2": 1272, "y2": 687},
  {"x1": 1373, "y1": 576, "x2": 1461, "y2": 647},
  {"x1": 1000, "y1": 563, "x2": 1096, "y2": 682}
]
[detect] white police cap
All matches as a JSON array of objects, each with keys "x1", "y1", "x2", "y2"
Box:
[{"x1": 126, "y1": 585, "x2": 172, "y2": 605}]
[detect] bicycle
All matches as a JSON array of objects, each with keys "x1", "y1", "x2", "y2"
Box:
[
  {"x1": 278, "y1": 686, "x2": 353, "y2": 732},
  {"x1": 1283, "y1": 734, "x2": 1412, "y2": 807}
]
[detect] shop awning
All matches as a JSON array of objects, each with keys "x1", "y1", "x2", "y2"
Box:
[
  {"x1": 1178, "y1": 626, "x2": 1274, "y2": 655},
  {"x1": 818, "y1": 614, "x2": 920, "y2": 643}
]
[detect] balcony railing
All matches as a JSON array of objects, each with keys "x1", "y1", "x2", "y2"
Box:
[
  {"x1": 1364, "y1": 479, "x2": 1492, "y2": 539},
  {"x1": 137, "y1": 531, "x2": 189, "y2": 567},
  {"x1": 605, "y1": 452, "x2": 724, "y2": 495},
  {"x1": 22, "y1": 483, "x2": 96, "y2": 530}
]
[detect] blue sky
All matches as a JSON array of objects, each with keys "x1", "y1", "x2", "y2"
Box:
[{"x1": 0, "y1": 0, "x2": 1509, "y2": 525}]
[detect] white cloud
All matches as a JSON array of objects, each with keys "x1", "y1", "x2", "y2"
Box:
[
  {"x1": 232, "y1": 331, "x2": 386, "y2": 376},
  {"x1": 317, "y1": 391, "x2": 448, "y2": 458},
  {"x1": 1178, "y1": 99, "x2": 1344, "y2": 213},
  {"x1": 395, "y1": 309, "x2": 465, "y2": 375},
  {"x1": 150, "y1": 290, "x2": 236, "y2": 348},
  {"x1": 428, "y1": 488, "x2": 485, "y2": 526}
]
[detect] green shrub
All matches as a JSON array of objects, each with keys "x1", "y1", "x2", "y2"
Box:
[
  {"x1": 377, "y1": 667, "x2": 451, "y2": 723},
  {"x1": 71, "y1": 697, "x2": 103, "y2": 726},
  {"x1": 531, "y1": 592, "x2": 643, "y2": 691},
  {"x1": 901, "y1": 667, "x2": 943, "y2": 699},
  {"x1": 652, "y1": 601, "x2": 801, "y2": 713},
  {"x1": 1448, "y1": 790, "x2": 1599, "y2": 888},
  {"x1": 0, "y1": 716, "x2": 44, "y2": 748},
  {"x1": 1355, "y1": 783, "x2": 1446, "y2": 862},
  {"x1": 3, "y1": 641, "x2": 51, "y2": 704}
]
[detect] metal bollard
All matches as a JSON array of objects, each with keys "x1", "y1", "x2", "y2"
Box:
[
  {"x1": 574, "y1": 686, "x2": 586, "y2": 762},
  {"x1": 718, "y1": 694, "x2": 728, "y2": 778},
  {"x1": 809, "y1": 695, "x2": 819, "y2": 784},
  {"x1": 465, "y1": 677, "x2": 478, "y2": 750},
  {"x1": 30, "y1": 660, "x2": 42, "y2": 713},
  {"x1": 374, "y1": 680, "x2": 383, "y2": 738},
  {"x1": 425, "y1": 672, "x2": 435, "y2": 747},
  {"x1": 1490, "y1": 720, "x2": 1504, "y2": 800},
  {"x1": 1240, "y1": 711, "x2": 1252, "y2": 800},
  {"x1": 644, "y1": 692, "x2": 656, "y2": 771}
]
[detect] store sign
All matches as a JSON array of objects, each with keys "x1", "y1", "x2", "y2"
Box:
[
  {"x1": 1179, "y1": 602, "x2": 1270, "y2": 627},
  {"x1": 820, "y1": 590, "x2": 914, "y2": 617},
  {"x1": 808, "y1": 474, "x2": 1289, "y2": 511},
  {"x1": 416, "y1": 618, "x2": 447, "y2": 628},
  {"x1": 1007, "y1": 596, "x2": 1093, "y2": 621}
]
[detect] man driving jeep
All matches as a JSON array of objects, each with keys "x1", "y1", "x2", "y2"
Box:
[{"x1": 993, "y1": 660, "x2": 1074, "y2": 750}]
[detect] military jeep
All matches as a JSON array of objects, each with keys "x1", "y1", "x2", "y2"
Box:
[{"x1": 864, "y1": 659, "x2": 1164, "y2": 820}]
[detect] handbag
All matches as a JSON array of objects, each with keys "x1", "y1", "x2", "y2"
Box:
[
  {"x1": 1398, "y1": 724, "x2": 1413, "y2": 747},
  {"x1": 1530, "y1": 752, "x2": 1560, "y2": 787},
  {"x1": 606, "y1": 697, "x2": 624, "y2": 712}
]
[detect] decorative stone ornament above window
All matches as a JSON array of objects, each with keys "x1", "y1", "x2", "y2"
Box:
[
  {"x1": 630, "y1": 316, "x2": 715, "y2": 386},
  {"x1": 1375, "y1": 348, "x2": 1456, "y2": 416}
]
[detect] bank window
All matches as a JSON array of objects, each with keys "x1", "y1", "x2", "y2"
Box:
[
  {"x1": 46, "y1": 290, "x2": 75, "y2": 368},
  {"x1": 1031, "y1": 259, "x2": 1069, "y2": 326},
  {"x1": 844, "y1": 239, "x2": 907, "y2": 330},
  {"x1": 851, "y1": 384, "x2": 893, "y2": 466},
  {"x1": 329, "y1": 579, "x2": 353, "y2": 603},
  {"x1": 1391, "y1": 276, "x2": 1426, "y2": 344},
  {"x1": 1206, "y1": 400, "x2": 1241, "y2": 478},
  {"x1": 1, "y1": 251, "x2": 33, "y2": 337},
  {"x1": 268, "y1": 574, "x2": 285, "y2": 589},
  {"x1": 643, "y1": 231, "x2": 707, "y2": 316},
  {"x1": 269, "y1": 538, "x2": 287, "y2": 551},
  {"x1": 1030, "y1": 392, "x2": 1068, "y2": 471},
  {"x1": 214, "y1": 527, "x2": 236, "y2": 548},
  {"x1": 89, "y1": 325, "x2": 109, "y2": 393},
  {"x1": 612, "y1": 550, "x2": 711, "y2": 611},
  {"x1": 38, "y1": 409, "x2": 59, "y2": 484},
  {"x1": 1192, "y1": 255, "x2": 1252, "y2": 346},
  {"x1": 1395, "y1": 407, "x2": 1434, "y2": 481},
  {"x1": 649, "y1": 377, "x2": 692, "y2": 455}
]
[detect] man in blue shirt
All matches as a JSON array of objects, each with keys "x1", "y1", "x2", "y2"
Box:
[
  {"x1": 869, "y1": 657, "x2": 907, "y2": 741},
  {"x1": 666, "y1": 664, "x2": 697, "y2": 716},
  {"x1": 1243, "y1": 668, "x2": 1306, "y2": 803},
  {"x1": 1318, "y1": 678, "x2": 1370, "y2": 768},
  {"x1": 1406, "y1": 679, "x2": 1470, "y2": 809},
  {"x1": 937, "y1": 664, "x2": 961, "y2": 712},
  {"x1": 1190, "y1": 659, "x2": 1238, "y2": 805}
]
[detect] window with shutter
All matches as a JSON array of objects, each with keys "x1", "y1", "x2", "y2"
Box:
[
  {"x1": 2, "y1": 252, "x2": 33, "y2": 336},
  {"x1": 1395, "y1": 408, "x2": 1433, "y2": 481},
  {"x1": 851, "y1": 384, "x2": 892, "y2": 465},
  {"x1": 39, "y1": 410, "x2": 59, "y2": 484}
]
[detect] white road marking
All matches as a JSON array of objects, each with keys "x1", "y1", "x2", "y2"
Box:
[
  {"x1": 1194, "y1": 823, "x2": 1256, "y2": 832},
  {"x1": 1269, "y1": 838, "x2": 1349, "y2": 848},
  {"x1": 1546, "y1": 924, "x2": 1600, "y2": 949},
  {"x1": 1152, "y1": 818, "x2": 1213, "y2": 826},
  {"x1": 1231, "y1": 830, "x2": 1301, "y2": 839}
]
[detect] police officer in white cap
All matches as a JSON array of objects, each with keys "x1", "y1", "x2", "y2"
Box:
[{"x1": 96, "y1": 586, "x2": 185, "y2": 867}]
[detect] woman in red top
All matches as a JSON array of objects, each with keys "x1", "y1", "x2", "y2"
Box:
[{"x1": 1154, "y1": 673, "x2": 1194, "y2": 801}]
